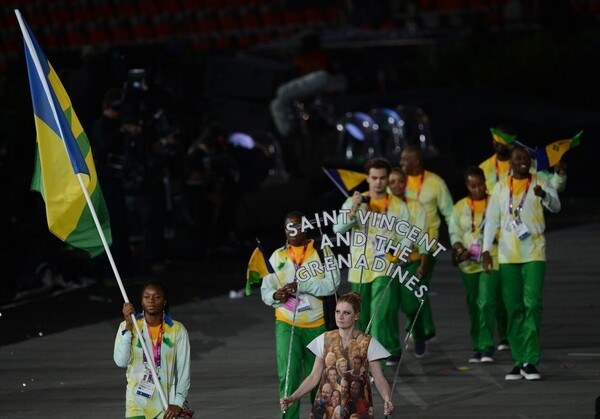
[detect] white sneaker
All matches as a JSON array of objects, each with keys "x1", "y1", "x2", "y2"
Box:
[
  {"x1": 505, "y1": 366, "x2": 523, "y2": 380},
  {"x1": 480, "y1": 352, "x2": 494, "y2": 363},
  {"x1": 520, "y1": 364, "x2": 541, "y2": 381},
  {"x1": 468, "y1": 352, "x2": 482, "y2": 363},
  {"x1": 497, "y1": 340, "x2": 510, "y2": 351}
]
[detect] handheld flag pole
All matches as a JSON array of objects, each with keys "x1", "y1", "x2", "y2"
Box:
[
  {"x1": 364, "y1": 272, "x2": 397, "y2": 334},
  {"x1": 318, "y1": 225, "x2": 338, "y2": 306},
  {"x1": 15, "y1": 9, "x2": 169, "y2": 411},
  {"x1": 281, "y1": 293, "x2": 299, "y2": 418},
  {"x1": 322, "y1": 168, "x2": 350, "y2": 197},
  {"x1": 321, "y1": 167, "x2": 368, "y2": 198},
  {"x1": 385, "y1": 297, "x2": 425, "y2": 419}
]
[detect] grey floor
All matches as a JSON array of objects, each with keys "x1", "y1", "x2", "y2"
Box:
[{"x1": 1, "y1": 223, "x2": 599, "y2": 418}]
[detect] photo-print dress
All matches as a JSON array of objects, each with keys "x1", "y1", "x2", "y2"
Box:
[{"x1": 307, "y1": 329, "x2": 390, "y2": 419}]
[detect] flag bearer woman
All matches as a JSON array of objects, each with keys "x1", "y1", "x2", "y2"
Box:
[{"x1": 114, "y1": 281, "x2": 191, "y2": 419}]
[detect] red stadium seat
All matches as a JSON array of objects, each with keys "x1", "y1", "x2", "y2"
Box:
[
  {"x1": 88, "y1": 21, "x2": 110, "y2": 45},
  {"x1": 131, "y1": 16, "x2": 154, "y2": 42},
  {"x1": 153, "y1": 14, "x2": 173, "y2": 40},
  {"x1": 67, "y1": 22, "x2": 88, "y2": 48}
]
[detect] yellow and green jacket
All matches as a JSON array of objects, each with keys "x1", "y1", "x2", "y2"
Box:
[
  {"x1": 404, "y1": 170, "x2": 454, "y2": 240},
  {"x1": 449, "y1": 196, "x2": 498, "y2": 273},
  {"x1": 406, "y1": 197, "x2": 428, "y2": 261},
  {"x1": 333, "y1": 192, "x2": 412, "y2": 284},
  {"x1": 114, "y1": 315, "x2": 190, "y2": 419},
  {"x1": 482, "y1": 175, "x2": 560, "y2": 263},
  {"x1": 261, "y1": 239, "x2": 340, "y2": 328}
]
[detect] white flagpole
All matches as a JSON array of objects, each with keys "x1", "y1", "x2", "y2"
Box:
[
  {"x1": 14, "y1": 9, "x2": 169, "y2": 411},
  {"x1": 281, "y1": 295, "x2": 298, "y2": 418},
  {"x1": 385, "y1": 298, "x2": 425, "y2": 419}
]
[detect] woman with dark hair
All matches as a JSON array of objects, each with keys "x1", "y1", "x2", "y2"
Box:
[
  {"x1": 449, "y1": 167, "x2": 501, "y2": 364},
  {"x1": 114, "y1": 281, "x2": 191, "y2": 419},
  {"x1": 280, "y1": 292, "x2": 393, "y2": 418}
]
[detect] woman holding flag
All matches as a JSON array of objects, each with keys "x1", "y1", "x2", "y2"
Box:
[
  {"x1": 261, "y1": 211, "x2": 340, "y2": 418},
  {"x1": 114, "y1": 281, "x2": 192, "y2": 419}
]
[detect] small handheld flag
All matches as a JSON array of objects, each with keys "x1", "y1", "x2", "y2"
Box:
[
  {"x1": 246, "y1": 239, "x2": 275, "y2": 295},
  {"x1": 322, "y1": 167, "x2": 367, "y2": 197},
  {"x1": 18, "y1": 11, "x2": 111, "y2": 257},
  {"x1": 534, "y1": 131, "x2": 582, "y2": 172},
  {"x1": 491, "y1": 127, "x2": 536, "y2": 154},
  {"x1": 490, "y1": 128, "x2": 516, "y2": 147}
]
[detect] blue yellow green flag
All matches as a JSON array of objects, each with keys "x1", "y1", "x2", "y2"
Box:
[
  {"x1": 534, "y1": 131, "x2": 582, "y2": 171},
  {"x1": 322, "y1": 167, "x2": 367, "y2": 197},
  {"x1": 18, "y1": 11, "x2": 111, "y2": 257},
  {"x1": 490, "y1": 127, "x2": 517, "y2": 147},
  {"x1": 246, "y1": 240, "x2": 274, "y2": 296}
]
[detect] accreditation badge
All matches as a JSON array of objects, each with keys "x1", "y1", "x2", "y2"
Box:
[
  {"x1": 283, "y1": 293, "x2": 312, "y2": 313},
  {"x1": 510, "y1": 218, "x2": 531, "y2": 240},
  {"x1": 468, "y1": 238, "x2": 482, "y2": 262},
  {"x1": 295, "y1": 294, "x2": 312, "y2": 313},
  {"x1": 136, "y1": 370, "x2": 156, "y2": 399}
]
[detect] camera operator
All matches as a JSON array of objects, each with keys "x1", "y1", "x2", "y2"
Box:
[
  {"x1": 110, "y1": 68, "x2": 184, "y2": 274},
  {"x1": 118, "y1": 106, "x2": 172, "y2": 274},
  {"x1": 90, "y1": 88, "x2": 132, "y2": 280},
  {"x1": 185, "y1": 124, "x2": 242, "y2": 254}
]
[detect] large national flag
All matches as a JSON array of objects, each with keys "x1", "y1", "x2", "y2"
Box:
[
  {"x1": 534, "y1": 131, "x2": 582, "y2": 172},
  {"x1": 246, "y1": 240, "x2": 274, "y2": 296},
  {"x1": 322, "y1": 167, "x2": 367, "y2": 197},
  {"x1": 18, "y1": 11, "x2": 111, "y2": 257}
]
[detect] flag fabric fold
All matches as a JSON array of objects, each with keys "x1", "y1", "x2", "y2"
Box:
[
  {"x1": 534, "y1": 131, "x2": 582, "y2": 172},
  {"x1": 246, "y1": 241, "x2": 274, "y2": 296},
  {"x1": 18, "y1": 11, "x2": 111, "y2": 257},
  {"x1": 490, "y1": 127, "x2": 517, "y2": 147},
  {"x1": 322, "y1": 167, "x2": 367, "y2": 197}
]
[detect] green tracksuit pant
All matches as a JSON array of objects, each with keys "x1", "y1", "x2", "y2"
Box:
[
  {"x1": 275, "y1": 320, "x2": 325, "y2": 419},
  {"x1": 399, "y1": 260, "x2": 427, "y2": 341},
  {"x1": 499, "y1": 261, "x2": 545, "y2": 366},
  {"x1": 460, "y1": 269, "x2": 501, "y2": 353},
  {"x1": 496, "y1": 290, "x2": 508, "y2": 343},
  {"x1": 351, "y1": 276, "x2": 401, "y2": 357},
  {"x1": 404, "y1": 254, "x2": 436, "y2": 339}
]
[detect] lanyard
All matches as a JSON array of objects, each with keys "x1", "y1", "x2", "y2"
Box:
[
  {"x1": 508, "y1": 176, "x2": 531, "y2": 217},
  {"x1": 366, "y1": 193, "x2": 390, "y2": 214},
  {"x1": 287, "y1": 243, "x2": 308, "y2": 272},
  {"x1": 468, "y1": 196, "x2": 488, "y2": 233},
  {"x1": 494, "y1": 156, "x2": 500, "y2": 182},
  {"x1": 143, "y1": 322, "x2": 163, "y2": 369},
  {"x1": 415, "y1": 172, "x2": 426, "y2": 199}
]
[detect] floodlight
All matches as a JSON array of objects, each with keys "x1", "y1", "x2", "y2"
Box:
[
  {"x1": 228, "y1": 132, "x2": 255, "y2": 149},
  {"x1": 370, "y1": 107, "x2": 405, "y2": 159},
  {"x1": 336, "y1": 112, "x2": 381, "y2": 161}
]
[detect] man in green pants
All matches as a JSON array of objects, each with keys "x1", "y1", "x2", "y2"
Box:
[
  {"x1": 389, "y1": 167, "x2": 430, "y2": 358},
  {"x1": 479, "y1": 125, "x2": 568, "y2": 351},
  {"x1": 399, "y1": 145, "x2": 454, "y2": 343},
  {"x1": 482, "y1": 146, "x2": 561, "y2": 381},
  {"x1": 261, "y1": 212, "x2": 340, "y2": 418},
  {"x1": 333, "y1": 158, "x2": 412, "y2": 366}
]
